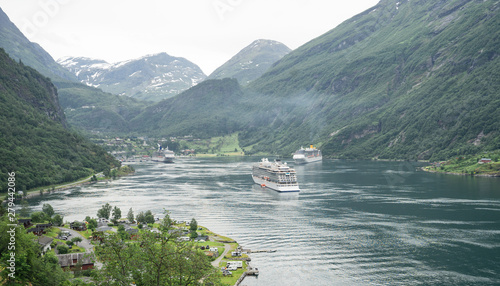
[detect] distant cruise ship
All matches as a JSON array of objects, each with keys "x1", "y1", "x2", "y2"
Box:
[
  {"x1": 252, "y1": 158, "x2": 300, "y2": 192},
  {"x1": 293, "y1": 145, "x2": 322, "y2": 164},
  {"x1": 152, "y1": 145, "x2": 175, "y2": 163}
]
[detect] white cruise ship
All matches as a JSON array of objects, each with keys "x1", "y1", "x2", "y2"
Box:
[
  {"x1": 293, "y1": 145, "x2": 322, "y2": 164},
  {"x1": 252, "y1": 158, "x2": 300, "y2": 192},
  {"x1": 152, "y1": 145, "x2": 175, "y2": 163}
]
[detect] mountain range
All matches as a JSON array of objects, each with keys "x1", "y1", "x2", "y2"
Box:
[
  {"x1": 1, "y1": 0, "x2": 499, "y2": 163},
  {"x1": 58, "y1": 53, "x2": 206, "y2": 102},
  {"x1": 207, "y1": 39, "x2": 291, "y2": 85}
]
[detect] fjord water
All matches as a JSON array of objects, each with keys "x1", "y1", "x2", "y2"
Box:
[{"x1": 28, "y1": 158, "x2": 500, "y2": 285}]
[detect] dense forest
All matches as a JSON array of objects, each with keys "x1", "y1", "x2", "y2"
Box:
[
  {"x1": 244, "y1": 0, "x2": 500, "y2": 160},
  {"x1": 0, "y1": 48, "x2": 120, "y2": 193}
]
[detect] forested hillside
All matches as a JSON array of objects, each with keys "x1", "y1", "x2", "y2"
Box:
[
  {"x1": 130, "y1": 78, "x2": 245, "y2": 138},
  {"x1": 245, "y1": 0, "x2": 500, "y2": 160},
  {"x1": 0, "y1": 48, "x2": 120, "y2": 193}
]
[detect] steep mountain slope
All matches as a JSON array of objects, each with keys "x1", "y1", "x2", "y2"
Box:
[
  {"x1": 245, "y1": 0, "x2": 500, "y2": 160},
  {"x1": 130, "y1": 78, "x2": 245, "y2": 137},
  {"x1": 58, "y1": 53, "x2": 207, "y2": 102},
  {"x1": 0, "y1": 7, "x2": 146, "y2": 134},
  {"x1": 0, "y1": 7, "x2": 75, "y2": 81},
  {"x1": 207, "y1": 39, "x2": 291, "y2": 85},
  {"x1": 0, "y1": 48, "x2": 120, "y2": 193}
]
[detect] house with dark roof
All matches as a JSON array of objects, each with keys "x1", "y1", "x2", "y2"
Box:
[
  {"x1": 57, "y1": 253, "x2": 95, "y2": 271},
  {"x1": 36, "y1": 223, "x2": 52, "y2": 230},
  {"x1": 70, "y1": 221, "x2": 87, "y2": 231},
  {"x1": 27, "y1": 227, "x2": 44, "y2": 236},
  {"x1": 18, "y1": 219, "x2": 32, "y2": 228}
]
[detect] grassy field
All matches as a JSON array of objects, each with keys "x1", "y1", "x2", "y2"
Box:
[
  {"x1": 219, "y1": 260, "x2": 248, "y2": 285},
  {"x1": 180, "y1": 133, "x2": 245, "y2": 156},
  {"x1": 423, "y1": 150, "x2": 500, "y2": 176}
]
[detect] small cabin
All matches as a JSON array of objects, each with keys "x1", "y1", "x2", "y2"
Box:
[
  {"x1": 478, "y1": 158, "x2": 492, "y2": 164},
  {"x1": 57, "y1": 253, "x2": 95, "y2": 271}
]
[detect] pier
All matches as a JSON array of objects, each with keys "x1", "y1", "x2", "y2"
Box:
[
  {"x1": 235, "y1": 263, "x2": 259, "y2": 286},
  {"x1": 242, "y1": 249, "x2": 277, "y2": 253}
]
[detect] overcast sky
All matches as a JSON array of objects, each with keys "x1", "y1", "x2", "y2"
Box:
[{"x1": 0, "y1": 0, "x2": 379, "y2": 74}]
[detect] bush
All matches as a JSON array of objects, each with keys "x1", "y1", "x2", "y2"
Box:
[{"x1": 56, "y1": 244, "x2": 69, "y2": 254}]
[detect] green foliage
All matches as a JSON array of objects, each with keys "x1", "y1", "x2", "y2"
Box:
[
  {"x1": 42, "y1": 203, "x2": 55, "y2": 217},
  {"x1": 424, "y1": 149, "x2": 500, "y2": 176},
  {"x1": 30, "y1": 211, "x2": 47, "y2": 223},
  {"x1": 190, "y1": 218, "x2": 198, "y2": 232},
  {"x1": 0, "y1": 216, "x2": 70, "y2": 284},
  {"x1": 136, "y1": 211, "x2": 145, "y2": 224},
  {"x1": 97, "y1": 203, "x2": 112, "y2": 220},
  {"x1": 144, "y1": 210, "x2": 155, "y2": 224},
  {"x1": 56, "y1": 244, "x2": 70, "y2": 254},
  {"x1": 130, "y1": 78, "x2": 245, "y2": 138},
  {"x1": 243, "y1": 0, "x2": 500, "y2": 160},
  {"x1": 190, "y1": 230, "x2": 198, "y2": 239},
  {"x1": 127, "y1": 208, "x2": 134, "y2": 223},
  {"x1": 53, "y1": 214, "x2": 64, "y2": 226},
  {"x1": 54, "y1": 80, "x2": 147, "y2": 134},
  {"x1": 112, "y1": 206, "x2": 122, "y2": 224},
  {"x1": 0, "y1": 48, "x2": 120, "y2": 193},
  {"x1": 84, "y1": 216, "x2": 98, "y2": 231},
  {"x1": 94, "y1": 224, "x2": 221, "y2": 285},
  {"x1": 71, "y1": 237, "x2": 83, "y2": 245},
  {"x1": 117, "y1": 225, "x2": 130, "y2": 241}
]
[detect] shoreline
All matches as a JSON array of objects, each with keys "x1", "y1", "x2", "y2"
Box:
[
  {"x1": 19, "y1": 168, "x2": 135, "y2": 200},
  {"x1": 421, "y1": 167, "x2": 500, "y2": 177},
  {"x1": 200, "y1": 226, "x2": 259, "y2": 285}
]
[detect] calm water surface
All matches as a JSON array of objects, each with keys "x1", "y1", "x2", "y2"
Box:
[{"x1": 27, "y1": 157, "x2": 500, "y2": 285}]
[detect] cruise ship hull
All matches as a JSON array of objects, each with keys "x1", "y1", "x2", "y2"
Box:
[
  {"x1": 252, "y1": 175, "x2": 300, "y2": 193},
  {"x1": 152, "y1": 155, "x2": 174, "y2": 163},
  {"x1": 293, "y1": 155, "x2": 322, "y2": 164}
]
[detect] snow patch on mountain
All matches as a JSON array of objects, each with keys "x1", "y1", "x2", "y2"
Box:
[{"x1": 57, "y1": 53, "x2": 207, "y2": 102}]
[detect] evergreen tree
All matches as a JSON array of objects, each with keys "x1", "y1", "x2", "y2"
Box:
[
  {"x1": 52, "y1": 214, "x2": 64, "y2": 226},
  {"x1": 190, "y1": 218, "x2": 198, "y2": 232},
  {"x1": 112, "y1": 206, "x2": 122, "y2": 224},
  {"x1": 144, "y1": 210, "x2": 155, "y2": 224},
  {"x1": 97, "y1": 203, "x2": 112, "y2": 219},
  {"x1": 42, "y1": 203, "x2": 54, "y2": 217},
  {"x1": 127, "y1": 208, "x2": 134, "y2": 223}
]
